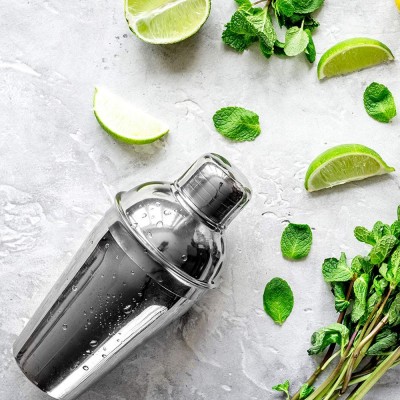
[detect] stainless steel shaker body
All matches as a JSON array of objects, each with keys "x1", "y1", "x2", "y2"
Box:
[{"x1": 13, "y1": 154, "x2": 251, "y2": 400}]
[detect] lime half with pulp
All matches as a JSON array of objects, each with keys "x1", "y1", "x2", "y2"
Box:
[
  {"x1": 125, "y1": 0, "x2": 211, "y2": 44},
  {"x1": 93, "y1": 86, "x2": 169, "y2": 145},
  {"x1": 317, "y1": 38, "x2": 394, "y2": 80},
  {"x1": 305, "y1": 144, "x2": 395, "y2": 192}
]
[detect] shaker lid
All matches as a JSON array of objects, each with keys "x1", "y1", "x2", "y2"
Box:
[{"x1": 174, "y1": 154, "x2": 251, "y2": 228}]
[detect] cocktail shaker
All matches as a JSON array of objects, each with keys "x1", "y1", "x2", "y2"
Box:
[{"x1": 13, "y1": 153, "x2": 251, "y2": 400}]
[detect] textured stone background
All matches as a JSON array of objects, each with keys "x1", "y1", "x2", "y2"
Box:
[{"x1": 1, "y1": 0, "x2": 400, "y2": 399}]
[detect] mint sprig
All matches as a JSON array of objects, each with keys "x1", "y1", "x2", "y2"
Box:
[{"x1": 222, "y1": 0, "x2": 324, "y2": 62}]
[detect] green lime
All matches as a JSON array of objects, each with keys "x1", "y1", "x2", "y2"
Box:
[
  {"x1": 125, "y1": 0, "x2": 211, "y2": 45},
  {"x1": 317, "y1": 38, "x2": 394, "y2": 80},
  {"x1": 305, "y1": 144, "x2": 395, "y2": 192},
  {"x1": 93, "y1": 86, "x2": 169, "y2": 145}
]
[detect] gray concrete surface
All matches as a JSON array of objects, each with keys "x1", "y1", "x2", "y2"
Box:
[{"x1": 1, "y1": 0, "x2": 400, "y2": 399}]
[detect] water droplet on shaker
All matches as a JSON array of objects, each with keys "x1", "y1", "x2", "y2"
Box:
[
  {"x1": 62, "y1": 324, "x2": 68, "y2": 331},
  {"x1": 156, "y1": 221, "x2": 163, "y2": 228},
  {"x1": 90, "y1": 307, "x2": 94, "y2": 313},
  {"x1": 102, "y1": 354, "x2": 107, "y2": 358},
  {"x1": 131, "y1": 270, "x2": 135, "y2": 275},
  {"x1": 86, "y1": 349, "x2": 91, "y2": 354},
  {"x1": 105, "y1": 243, "x2": 110, "y2": 249},
  {"x1": 164, "y1": 209, "x2": 171, "y2": 215},
  {"x1": 112, "y1": 273, "x2": 116, "y2": 279},
  {"x1": 123, "y1": 305, "x2": 132, "y2": 314},
  {"x1": 147, "y1": 232, "x2": 152, "y2": 238},
  {"x1": 181, "y1": 255, "x2": 188, "y2": 262},
  {"x1": 72, "y1": 285, "x2": 78, "y2": 291},
  {"x1": 89, "y1": 340, "x2": 98, "y2": 347},
  {"x1": 155, "y1": 201, "x2": 160, "y2": 206},
  {"x1": 142, "y1": 213, "x2": 147, "y2": 218},
  {"x1": 83, "y1": 366, "x2": 89, "y2": 371}
]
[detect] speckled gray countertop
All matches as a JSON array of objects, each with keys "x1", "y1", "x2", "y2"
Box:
[{"x1": 1, "y1": 0, "x2": 400, "y2": 399}]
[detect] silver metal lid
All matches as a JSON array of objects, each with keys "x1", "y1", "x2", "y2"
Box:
[{"x1": 175, "y1": 154, "x2": 251, "y2": 229}]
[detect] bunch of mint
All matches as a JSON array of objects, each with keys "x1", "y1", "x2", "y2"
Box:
[
  {"x1": 222, "y1": 0, "x2": 324, "y2": 62},
  {"x1": 274, "y1": 206, "x2": 400, "y2": 400}
]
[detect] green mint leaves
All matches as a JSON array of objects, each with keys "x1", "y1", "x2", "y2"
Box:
[
  {"x1": 307, "y1": 323, "x2": 349, "y2": 355},
  {"x1": 213, "y1": 107, "x2": 261, "y2": 142},
  {"x1": 299, "y1": 383, "x2": 315, "y2": 399},
  {"x1": 272, "y1": 380, "x2": 290, "y2": 399},
  {"x1": 284, "y1": 25, "x2": 309, "y2": 56},
  {"x1": 322, "y1": 253, "x2": 354, "y2": 282},
  {"x1": 281, "y1": 223, "x2": 313, "y2": 260},
  {"x1": 263, "y1": 277, "x2": 294, "y2": 325},
  {"x1": 222, "y1": 0, "x2": 324, "y2": 62},
  {"x1": 364, "y1": 82, "x2": 397, "y2": 123}
]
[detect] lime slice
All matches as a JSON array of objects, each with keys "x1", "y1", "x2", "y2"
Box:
[
  {"x1": 93, "y1": 86, "x2": 169, "y2": 145},
  {"x1": 317, "y1": 38, "x2": 394, "y2": 80},
  {"x1": 305, "y1": 144, "x2": 395, "y2": 192},
  {"x1": 125, "y1": 0, "x2": 211, "y2": 45}
]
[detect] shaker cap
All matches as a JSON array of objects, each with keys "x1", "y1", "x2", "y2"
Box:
[{"x1": 175, "y1": 154, "x2": 251, "y2": 228}]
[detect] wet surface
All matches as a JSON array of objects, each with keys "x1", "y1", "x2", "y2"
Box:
[{"x1": 2, "y1": 0, "x2": 400, "y2": 399}]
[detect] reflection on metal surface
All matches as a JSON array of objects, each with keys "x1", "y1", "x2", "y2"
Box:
[{"x1": 48, "y1": 305, "x2": 167, "y2": 399}]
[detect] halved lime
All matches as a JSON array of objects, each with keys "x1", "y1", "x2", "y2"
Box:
[
  {"x1": 305, "y1": 144, "x2": 395, "y2": 192},
  {"x1": 93, "y1": 86, "x2": 169, "y2": 145},
  {"x1": 125, "y1": 0, "x2": 211, "y2": 45},
  {"x1": 317, "y1": 38, "x2": 394, "y2": 80}
]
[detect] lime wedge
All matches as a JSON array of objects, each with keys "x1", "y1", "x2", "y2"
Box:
[
  {"x1": 125, "y1": 0, "x2": 211, "y2": 44},
  {"x1": 317, "y1": 38, "x2": 394, "y2": 80},
  {"x1": 305, "y1": 144, "x2": 395, "y2": 192},
  {"x1": 93, "y1": 86, "x2": 169, "y2": 145}
]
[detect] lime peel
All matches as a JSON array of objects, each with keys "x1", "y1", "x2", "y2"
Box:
[
  {"x1": 93, "y1": 86, "x2": 169, "y2": 145},
  {"x1": 305, "y1": 144, "x2": 395, "y2": 192}
]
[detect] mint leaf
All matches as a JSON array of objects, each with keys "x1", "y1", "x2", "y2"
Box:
[
  {"x1": 364, "y1": 82, "x2": 397, "y2": 123},
  {"x1": 369, "y1": 235, "x2": 397, "y2": 265},
  {"x1": 388, "y1": 293, "x2": 400, "y2": 326},
  {"x1": 322, "y1": 253, "x2": 353, "y2": 282},
  {"x1": 246, "y1": 9, "x2": 277, "y2": 49},
  {"x1": 299, "y1": 383, "x2": 315, "y2": 399},
  {"x1": 222, "y1": 10, "x2": 259, "y2": 52},
  {"x1": 260, "y1": 40, "x2": 273, "y2": 59},
  {"x1": 275, "y1": 0, "x2": 295, "y2": 17},
  {"x1": 284, "y1": 26, "x2": 309, "y2": 56},
  {"x1": 391, "y1": 221, "x2": 400, "y2": 238},
  {"x1": 272, "y1": 380, "x2": 290, "y2": 399},
  {"x1": 280, "y1": 223, "x2": 312, "y2": 260},
  {"x1": 213, "y1": 107, "x2": 261, "y2": 142},
  {"x1": 308, "y1": 323, "x2": 349, "y2": 355},
  {"x1": 354, "y1": 226, "x2": 375, "y2": 246},
  {"x1": 292, "y1": 0, "x2": 324, "y2": 13},
  {"x1": 303, "y1": 15, "x2": 320, "y2": 32},
  {"x1": 367, "y1": 292, "x2": 380, "y2": 315},
  {"x1": 274, "y1": 40, "x2": 287, "y2": 56},
  {"x1": 234, "y1": 0, "x2": 252, "y2": 7},
  {"x1": 372, "y1": 221, "x2": 391, "y2": 241},
  {"x1": 351, "y1": 273, "x2": 370, "y2": 323},
  {"x1": 263, "y1": 277, "x2": 294, "y2": 325},
  {"x1": 304, "y1": 29, "x2": 316, "y2": 63},
  {"x1": 373, "y1": 276, "x2": 388, "y2": 296},
  {"x1": 222, "y1": 25, "x2": 258, "y2": 52},
  {"x1": 332, "y1": 283, "x2": 350, "y2": 312},
  {"x1": 367, "y1": 329, "x2": 398, "y2": 355}
]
